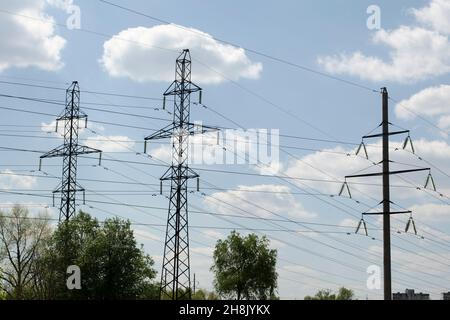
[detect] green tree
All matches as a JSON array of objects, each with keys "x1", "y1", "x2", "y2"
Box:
[
  {"x1": 304, "y1": 287, "x2": 355, "y2": 300},
  {"x1": 192, "y1": 288, "x2": 220, "y2": 300},
  {"x1": 211, "y1": 231, "x2": 277, "y2": 300},
  {"x1": 34, "y1": 211, "x2": 158, "y2": 299},
  {"x1": 336, "y1": 287, "x2": 354, "y2": 300},
  {"x1": 0, "y1": 206, "x2": 51, "y2": 300}
]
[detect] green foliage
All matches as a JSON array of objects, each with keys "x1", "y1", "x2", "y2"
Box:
[
  {"x1": 33, "y1": 211, "x2": 158, "y2": 300},
  {"x1": 192, "y1": 289, "x2": 220, "y2": 300},
  {"x1": 336, "y1": 287, "x2": 354, "y2": 300},
  {"x1": 304, "y1": 287, "x2": 355, "y2": 300},
  {"x1": 211, "y1": 231, "x2": 278, "y2": 300}
]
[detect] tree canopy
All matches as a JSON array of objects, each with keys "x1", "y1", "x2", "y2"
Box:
[
  {"x1": 304, "y1": 287, "x2": 355, "y2": 300},
  {"x1": 0, "y1": 207, "x2": 158, "y2": 300},
  {"x1": 211, "y1": 231, "x2": 278, "y2": 300}
]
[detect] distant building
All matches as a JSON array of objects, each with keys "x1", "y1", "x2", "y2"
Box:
[
  {"x1": 443, "y1": 292, "x2": 450, "y2": 300},
  {"x1": 393, "y1": 289, "x2": 430, "y2": 300}
]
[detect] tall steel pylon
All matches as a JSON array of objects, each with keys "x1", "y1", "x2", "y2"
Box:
[
  {"x1": 145, "y1": 49, "x2": 216, "y2": 300},
  {"x1": 40, "y1": 81, "x2": 102, "y2": 222},
  {"x1": 343, "y1": 87, "x2": 433, "y2": 300}
]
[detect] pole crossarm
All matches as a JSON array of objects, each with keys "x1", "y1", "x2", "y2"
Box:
[
  {"x1": 345, "y1": 168, "x2": 430, "y2": 179},
  {"x1": 160, "y1": 166, "x2": 199, "y2": 181},
  {"x1": 164, "y1": 80, "x2": 202, "y2": 96},
  {"x1": 41, "y1": 145, "x2": 101, "y2": 159},
  {"x1": 145, "y1": 123, "x2": 219, "y2": 142},
  {"x1": 363, "y1": 130, "x2": 410, "y2": 139},
  {"x1": 363, "y1": 210, "x2": 412, "y2": 216}
]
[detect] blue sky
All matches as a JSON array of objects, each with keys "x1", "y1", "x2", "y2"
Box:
[{"x1": 0, "y1": 0, "x2": 450, "y2": 299}]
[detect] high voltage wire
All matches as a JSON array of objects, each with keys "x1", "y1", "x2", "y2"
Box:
[
  {"x1": 0, "y1": 104, "x2": 158, "y2": 131},
  {"x1": 199, "y1": 179, "x2": 450, "y2": 275},
  {"x1": 0, "y1": 75, "x2": 70, "y2": 86},
  {"x1": 192, "y1": 99, "x2": 450, "y2": 248},
  {"x1": 0, "y1": 214, "x2": 352, "y2": 234},
  {"x1": 343, "y1": 148, "x2": 450, "y2": 248},
  {"x1": 193, "y1": 185, "x2": 450, "y2": 288},
  {"x1": 0, "y1": 5, "x2": 448, "y2": 296},
  {"x1": 0, "y1": 132, "x2": 389, "y2": 160},
  {"x1": 1, "y1": 125, "x2": 448, "y2": 252},
  {"x1": 0, "y1": 80, "x2": 164, "y2": 101},
  {"x1": 0, "y1": 93, "x2": 169, "y2": 110},
  {"x1": 0, "y1": 201, "x2": 428, "y2": 297},
  {"x1": 67, "y1": 205, "x2": 384, "y2": 297},
  {"x1": 80, "y1": 155, "x2": 420, "y2": 189},
  {"x1": 68, "y1": 131, "x2": 450, "y2": 286},
  {"x1": 0, "y1": 90, "x2": 364, "y2": 147},
  {"x1": 185, "y1": 102, "x2": 450, "y2": 272},
  {"x1": 0, "y1": 95, "x2": 172, "y2": 122},
  {"x1": 4, "y1": 159, "x2": 450, "y2": 292},
  {"x1": 9, "y1": 181, "x2": 391, "y2": 294},
  {"x1": 389, "y1": 96, "x2": 450, "y2": 138},
  {"x1": 0, "y1": 90, "x2": 405, "y2": 152},
  {"x1": 0, "y1": 103, "x2": 446, "y2": 272},
  {"x1": 190, "y1": 191, "x2": 449, "y2": 292},
  {"x1": 3, "y1": 131, "x2": 446, "y2": 254}
]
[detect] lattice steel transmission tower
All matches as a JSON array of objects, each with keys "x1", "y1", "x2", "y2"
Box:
[
  {"x1": 40, "y1": 81, "x2": 102, "y2": 222},
  {"x1": 342, "y1": 87, "x2": 434, "y2": 300},
  {"x1": 145, "y1": 49, "x2": 216, "y2": 300}
]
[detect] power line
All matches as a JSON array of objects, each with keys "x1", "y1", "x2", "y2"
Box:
[
  {"x1": 191, "y1": 96, "x2": 450, "y2": 258},
  {"x1": 83, "y1": 126, "x2": 450, "y2": 256},
  {"x1": 7, "y1": 150, "x2": 446, "y2": 292},
  {"x1": 59, "y1": 134, "x2": 428, "y2": 288},
  {"x1": 0, "y1": 104, "x2": 158, "y2": 131},
  {"x1": 0, "y1": 80, "x2": 165, "y2": 101},
  {"x1": 0, "y1": 6, "x2": 446, "y2": 290},
  {"x1": 0, "y1": 94, "x2": 172, "y2": 122}
]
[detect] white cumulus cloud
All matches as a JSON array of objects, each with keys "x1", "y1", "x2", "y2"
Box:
[
  {"x1": 413, "y1": 0, "x2": 450, "y2": 35},
  {"x1": 0, "y1": 1, "x2": 66, "y2": 73},
  {"x1": 0, "y1": 169, "x2": 37, "y2": 190},
  {"x1": 408, "y1": 203, "x2": 450, "y2": 222},
  {"x1": 318, "y1": 26, "x2": 450, "y2": 83},
  {"x1": 203, "y1": 184, "x2": 317, "y2": 220},
  {"x1": 100, "y1": 24, "x2": 263, "y2": 84},
  {"x1": 318, "y1": 0, "x2": 450, "y2": 83},
  {"x1": 395, "y1": 85, "x2": 450, "y2": 130}
]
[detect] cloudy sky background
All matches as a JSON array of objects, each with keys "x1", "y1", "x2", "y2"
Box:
[{"x1": 0, "y1": 0, "x2": 450, "y2": 299}]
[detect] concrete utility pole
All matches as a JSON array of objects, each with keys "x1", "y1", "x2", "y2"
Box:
[{"x1": 344, "y1": 87, "x2": 431, "y2": 300}]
